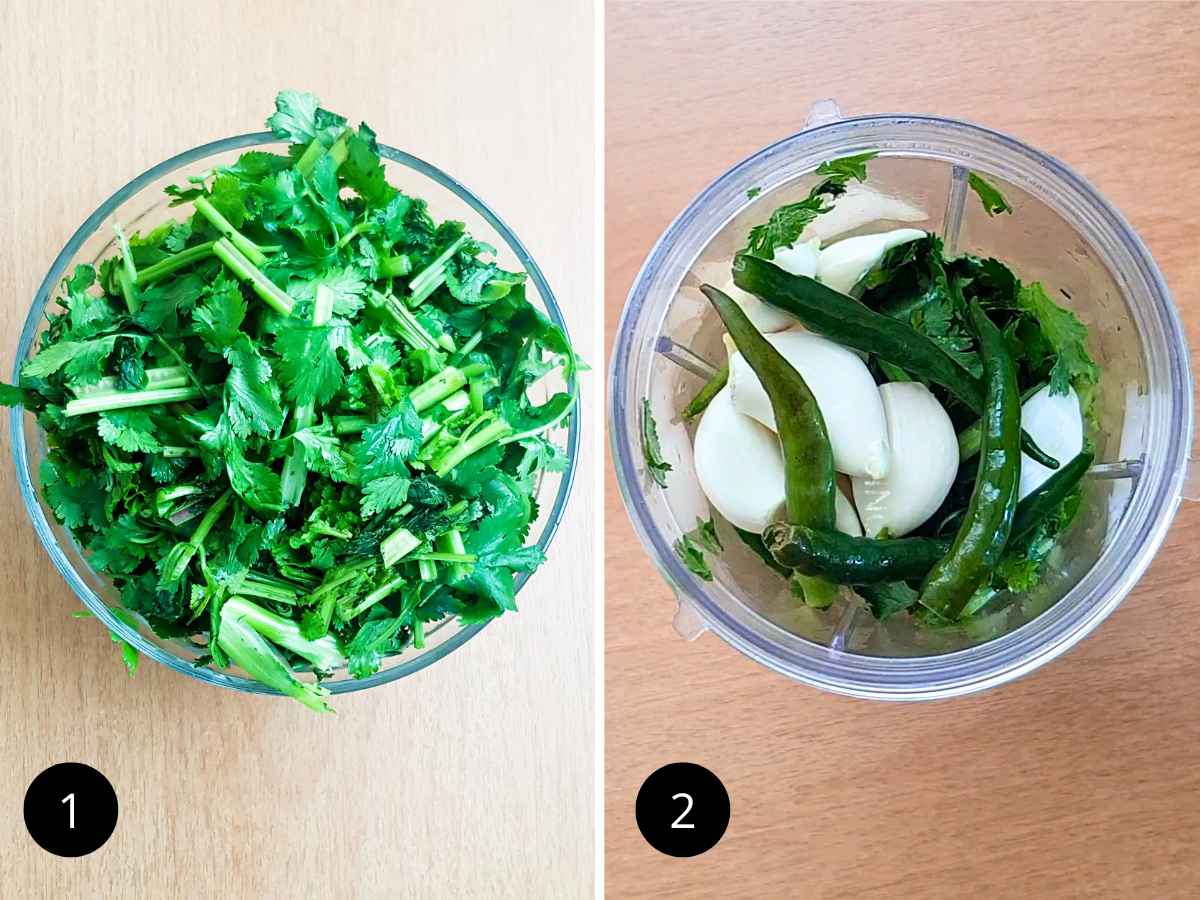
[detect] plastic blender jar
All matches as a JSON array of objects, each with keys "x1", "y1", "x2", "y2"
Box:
[{"x1": 609, "y1": 102, "x2": 1196, "y2": 700}]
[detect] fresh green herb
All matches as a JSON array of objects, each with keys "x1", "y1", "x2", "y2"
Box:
[
  {"x1": 742, "y1": 152, "x2": 877, "y2": 259},
  {"x1": 968, "y1": 172, "x2": 1013, "y2": 216},
  {"x1": 857, "y1": 581, "x2": 920, "y2": 621},
  {"x1": 641, "y1": 398, "x2": 672, "y2": 487},
  {"x1": 674, "y1": 517, "x2": 722, "y2": 581},
  {"x1": 72, "y1": 608, "x2": 141, "y2": 676},
  {"x1": 815, "y1": 151, "x2": 878, "y2": 182},
  {"x1": 5, "y1": 91, "x2": 576, "y2": 708},
  {"x1": 746, "y1": 187, "x2": 762, "y2": 200},
  {"x1": 1015, "y1": 282, "x2": 1099, "y2": 396}
]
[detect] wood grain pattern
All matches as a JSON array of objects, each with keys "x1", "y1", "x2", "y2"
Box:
[
  {"x1": 0, "y1": 2, "x2": 596, "y2": 898},
  {"x1": 606, "y1": 3, "x2": 1200, "y2": 897}
]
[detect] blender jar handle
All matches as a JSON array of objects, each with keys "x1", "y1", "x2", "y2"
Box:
[
  {"x1": 1182, "y1": 456, "x2": 1200, "y2": 502},
  {"x1": 672, "y1": 596, "x2": 708, "y2": 641},
  {"x1": 804, "y1": 99, "x2": 843, "y2": 128}
]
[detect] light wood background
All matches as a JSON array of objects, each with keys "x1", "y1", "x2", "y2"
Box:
[
  {"x1": 0, "y1": 2, "x2": 596, "y2": 898},
  {"x1": 606, "y1": 2, "x2": 1200, "y2": 898}
]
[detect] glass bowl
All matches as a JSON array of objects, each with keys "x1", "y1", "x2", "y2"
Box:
[
  {"x1": 12, "y1": 132, "x2": 580, "y2": 699},
  {"x1": 609, "y1": 105, "x2": 1194, "y2": 700}
]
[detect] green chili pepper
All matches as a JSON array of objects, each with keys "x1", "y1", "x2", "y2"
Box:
[
  {"x1": 1008, "y1": 449, "x2": 1093, "y2": 538},
  {"x1": 731, "y1": 254, "x2": 1059, "y2": 469},
  {"x1": 763, "y1": 449, "x2": 1093, "y2": 585},
  {"x1": 940, "y1": 449, "x2": 1094, "y2": 542},
  {"x1": 958, "y1": 380, "x2": 1048, "y2": 462},
  {"x1": 682, "y1": 363, "x2": 728, "y2": 421},
  {"x1": 700, "y1": 283, "x2": 838, "y2": 607},
  {"x1": 763, "y1": 525, "x2": 949, "y2": 583},
  {"x1": 919, "y1": 301, "x2": 1021, "y2": 618}
]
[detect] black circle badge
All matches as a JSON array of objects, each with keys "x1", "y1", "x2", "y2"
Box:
[
  {"x1": 635, "y1": 762, "x2": 730, "y2": 857},
  {"x1": 23, "y1": 763, "x2": 118, "y2": 857}
]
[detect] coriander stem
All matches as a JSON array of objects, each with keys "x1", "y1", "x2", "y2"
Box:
[
  {"x1": 437, "y1": 529, "x2": 471, "y2": 582},
  {"x1": 64, "y1": 386, "x2": 205, "y2": 417},
  {"x1": 335, "y1": 220, "x2": 371, "y2": 250},
  {"x1": 380, "y1": 526, "x2": 421, "y2": 568},
  {"x1": 134, "y1": 241, "x2": 216, "y2": 286},
  {"x1": 212, "y1": 238, "x2": 295, "y2": 316},
  {"x1": 410, "y1": 550, "x2": 477, "y2": 565},
  {"x1": 308, "y1": 523, "x2": 352, "y2": 540},
  {"x1": 417, "y1": 558, "x2": 438, "y2": 582},
  {"x1": 468, "y1": 380, "x2": 486, "y2": 415},
  {"x1": 151, "y1": 335, "x2": 205, "y2": 389},
  {"x1": 116, "y1": 269, "x2": 140, "y2": 315},
  {"x1": 410, "y1": 366, "x2": 473, "y2": 412},
  {"x1": 433, "y1": 418, "x2": 514, "y2": 476},
  {"x1": 237, "y1": 574, "x2": 302, "y2": 605},
  {"x1": 367, "y1": 290, "x2": 438, "y2": 352},
  {"x1": 222, "y1": 596, "x2": 345, "y2": 671},
  {"x1": 313, "y1": 559, "x2": 377, "y2": 600},
  {"x1": 75, "y1": 366, "x2": 189, "y2": 397},
  {"x1": 333, "y1": 415, "x2": 371, "y2": 435},
  {"x1": 190, "y1": 489, "x2": 233, "y2": 549},
  {"x1": 380, "y1": 255, "x2": 412, "y2": 278},
  {"x1": 113, "y1": 220, "x2": 139, "y2": 313},
  {"x1": 194, "y1": 197, "x2": 267, "y2": 266},
  {"x1": 451, "y1": 329, "x2": 484, "y2": 364},
  {"x1": 214, "y1": 613, "x2": 333, "y2": 713},
  {"x1": 347, "y1": 574, "x2": 406, "y2": 619},
  {"x1": 294, "y1": 140, "x2": 326, "y2": 178},
  {"x1": 409, "y1": 234, "x2": 469, "y2": 306},
  {"x1": 159, "y1": 445, "x2": 198, "y2": 458},
  {"x1": 328, "y1": 133, "x2": 349, "y2": 167},
  {"x1": 296, "y1": 131, "x2": 349, "y2": 178}
]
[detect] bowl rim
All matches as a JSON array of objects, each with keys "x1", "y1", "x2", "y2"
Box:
[
  {"x1": 608, "y1": 112, "x2": 1193, "y2": 700},
  {"x1": 12, "y1": 131, "x2": 581, "y2": 697}
]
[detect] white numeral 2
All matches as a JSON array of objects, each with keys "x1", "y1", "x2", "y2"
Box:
[{"x1": 670, "y1": 792, "x2": 694, "y2": 829}]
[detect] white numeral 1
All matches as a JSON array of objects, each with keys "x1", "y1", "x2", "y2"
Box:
[
  {"x1": 671, "y1": 792, "x2": 694, "y2": 829},
  {"x1": 62, "y1": 793, "x2": 75, "y2": 829}
]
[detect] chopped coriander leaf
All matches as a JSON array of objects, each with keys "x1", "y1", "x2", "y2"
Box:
[
  {"x1": 968, "y1": 172, "x2": 1013, "y2": 216},
  {"x1": 1, "y1": 91, "x2": 577, "y2": 709},
  {"x1": 743, "y1": 151, "x2": 876, "y2": 258},
  {"x1": 815, "y1": 150, "x2": 878, "y2": 182},
  {"x1": 1016, "y1": 282, "x2": 1099, "y2": 395},
  {"x1": 673, "y1": 517, "x2": 723, "y2": 581},
  {"x1": 641, "y1": 398, "x2": 672, "y2": 487}
]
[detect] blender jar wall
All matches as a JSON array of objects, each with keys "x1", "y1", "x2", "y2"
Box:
[{"x1": 610, "y1": 114, "x2": 1192, "y2": 698}]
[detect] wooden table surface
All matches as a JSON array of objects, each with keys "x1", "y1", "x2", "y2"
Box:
[
  {"x1": 0, "y1": 2, "x2": 596, "y2": 898},
  {"x1": 605, "y1": 3, "x2": 1200, "y2": 897}
]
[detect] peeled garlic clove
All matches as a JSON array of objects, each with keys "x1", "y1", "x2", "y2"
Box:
[
  {"x1": 1019, "y1": 384, "x2": 1084, "y2": 499},
  {"x1": 816, "y1": 228, "x2": 926, "y2": 295},
  {"x1": 728, "y1": 330, "x2": 889, "y2": 479},
  {"x1": 694, "y1": 387, "x2": 786, "y2": 533},
  {"x1": 805, "y1": 184, "x2": 927, "y2": 244},
  {"x1": 719, "y1": 277, "x2": 795, "y2": 334},
  {"x1": 770, "y1": 237, "x2": 820, "y2": 278},
  {"x1": 835, "y1": 485, "x2": 863, "y2": 537},
  {"x1": 852, "y1": 382, "x2": 958, "y2": 537}
]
